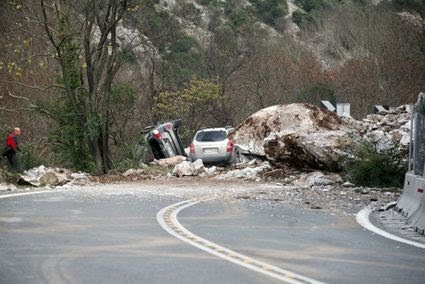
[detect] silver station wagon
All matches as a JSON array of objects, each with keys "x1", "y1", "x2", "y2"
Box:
[{"x1": 189, "y1": 127, "x2": 235, "y2": 164}]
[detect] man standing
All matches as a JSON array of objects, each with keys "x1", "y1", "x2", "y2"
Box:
[{"x1": 2, "y1": 128, "x2": 22, "y2": 172}]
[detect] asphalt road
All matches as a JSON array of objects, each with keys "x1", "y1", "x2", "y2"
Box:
[{"x1": 0, "y1": 183, "x2": 424, "y2": 284}]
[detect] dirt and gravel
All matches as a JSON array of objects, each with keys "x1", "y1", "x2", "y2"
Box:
[
  {"x1": 84, "y1": 175, "x2": 400, "y2": 217},
  {"x1": 1, "y1": 164, "x2": 400, "y2": 218}
]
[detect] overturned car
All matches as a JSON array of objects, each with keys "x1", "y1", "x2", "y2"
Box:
[{"x1": 144, "y1": 120, "x2": 186, "y2": 160}]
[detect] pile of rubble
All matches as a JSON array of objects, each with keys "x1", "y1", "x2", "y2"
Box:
[
  {"x1": 355, "y1": 104, "x2": 411, "y2": 151},
  {"x1": 233, "y1": 103, "x2": 411, "y2": 172},
  {"x1": 0, "y1": 166, "x2": 92, "y2": 191}
]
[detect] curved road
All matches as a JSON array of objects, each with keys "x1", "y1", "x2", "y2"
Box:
[{"x1": 0, "y1": 183, "x2": 424, "y2": 283}]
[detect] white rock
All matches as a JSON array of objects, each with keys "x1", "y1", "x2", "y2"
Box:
[
  {"x1": 8, "y1": 184, "x2": 17, "y2": 191},
  {"x1": 342, "y1": 181, "x2": 355, "y2": 188},
  {"x1": 205, "y1": 166, "x2": 217, "y2": 176},
  {"x1": 70, "y1": 172, "x2": 90, "y2": 180},
  {"x1": 172, "y1": 161, "x2": 195, "y2": 177},
  {"x1": 123, "y1": 169, "x2": 144, "y2": 177},
  {"x1": 123, "y1": 169, "x2": 135, "y2": 176},
  {"x1": 39, "y1": 172, "x2": 67, "y2": 187},
  {"x1": 314, "y1": 176, "x2": 335, "y2": 186},
  {"x1": 0, "y1": 184, "x2": 17, "y2": 191},
  {"x1": 152, "y1": 156, "x2": 187, "y2": 167},
  {"x1": 193, "y1": 159, "x2": 205, "y2": 172}
]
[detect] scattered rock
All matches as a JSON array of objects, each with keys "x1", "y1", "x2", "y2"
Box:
[
  {"x1": 173, "y1": 161, "x2": 196, "y2": 177},
  {"x1": 39, "y1": 172, "x2": 69, "y2": 187},
  {"x1": 8, "y1": 166, "x2": 92, "y2": 189},
  {"x1": 314, "y1": 175, "x2": 335, "y2": 186},
  {"x1": 152, "y1": 156, "x2": 187, "y2": 167},
  {"x1": 193, "y1": 159, "x2": 205, "y2": 173},
  {"x1": 123, "y1": 168, "x2": 144, "y2": 177},
  {"x1": 342, "y1": 181, "x2": 355, "y2": 188},
  {"x1": 39, "y1": 172, "x2": 59, "y2": 187},
  {"x1": 216, "y1": 162, "x2": 271, "y2": 180},
  {"x1": 0, "y1": 184, "x2": 17, "y2": 191},
  {"x1": 205, "y1": 166, "x2": 218, "y2": 176},
  {"x1": 17, "y1": 177, "x2": 38, "y2": 187}
]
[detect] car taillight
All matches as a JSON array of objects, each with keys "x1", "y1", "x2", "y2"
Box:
[
  {"x1": 153, "y1": 130, "x2": 162, "y2": 140},
  {"x1": 226, "y1": 140, "x2": 234, "y2": 152},
  {"x1": 190, "y1": 143, "x2": 195, "y2": 154}
]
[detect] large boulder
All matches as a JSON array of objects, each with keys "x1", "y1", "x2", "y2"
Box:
[
  {"x1": 39, "y1": 171, "x2": 69, "y2": 187},
  {"x1": 233, "y1": 104, "x2": 361, "y2": 170}
]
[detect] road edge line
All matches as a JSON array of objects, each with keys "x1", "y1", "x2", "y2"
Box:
[
  {"x1": 0, "y1": 190, "x2": 52, "y2": 199},
  {"x1": 356, "y1": 207, "x2": 425, "y2": 250}
]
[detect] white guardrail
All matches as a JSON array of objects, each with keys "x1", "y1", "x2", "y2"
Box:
[{"x1": 395, "y1": 172, "x2": 425, "y2": 235}]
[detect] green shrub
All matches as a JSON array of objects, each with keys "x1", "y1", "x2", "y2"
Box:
[
  {"x1": 196, "y1": 0, "x2": 218, "y2": 6},
  {"x1": 113, "y1": 143, "x2": 141, "y2": 172},
  {"x1": 393, "y1": 0, "x2": 425, "y2": 13},
  {"x1": 344, "y1": 143, "x2": 408, "y2": 188},
  {"x1": 292, "y1": 10, "x2": 314, "y2": 28},
  {"x1": 295, "y1": 0, "x2": 328, "y2": 12},
  {"x1": 228, "y1": 8, "x2": 254, "y2": 30},
  {"x1": 250, "y1": 0, "x2": 289, "y2": 26},
  {"x1": 19, "y1": 143, "x2": 48, "y2": 171}
]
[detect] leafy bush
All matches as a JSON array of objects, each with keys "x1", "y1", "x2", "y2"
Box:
[
  {"x1": 295, "y1": 0, "x2": 328, "y2": 12},
  {"x1": 292, "y1": 10, "x2": 314, "y2": 28},
  {"x1": 228, "y1": 8, "x2": 254, "y2": 30},
  {"x1": 114, "y1": 157, "x2": 140, "y2": 172},
  {"x1": 393, "y1": 0, "x2": 425, "y2": 13},
  {"x1": 250, "y1": 0, "x2": 289, "y2": 26},
  {"x1": 344, "y1": 143, "x2": 408, "y2": 187},
  {"x1": 154, "y1": 78, "x2": 221, "y2": 144},
  {"x1": 196, "y1": 0, "x2": 219, "y2": 6},
  {"x1": 18, "y1": 143, "x2": 49, "y2": 171}
]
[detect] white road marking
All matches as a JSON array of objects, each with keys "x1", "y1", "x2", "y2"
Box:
[
  {"x1": 356, "y1": 207, "x2": 425, "y2": 250},
  {"x1": 157, "y1": 198, "x2": 326, "y2": 284},
  {"x1": 0, "y1": 191, "x2": 52, "y2": 199}
]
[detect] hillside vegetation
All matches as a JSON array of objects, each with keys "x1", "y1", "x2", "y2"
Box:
[{"x1": 0, "y1": 0, "x2": 424, "y2": 172}]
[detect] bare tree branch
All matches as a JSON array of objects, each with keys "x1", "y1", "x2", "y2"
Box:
[
  {"x1": 0, "y1": 80, "x2": 64, "y2": 91},
  {"x1": 3, "y1": 89, "x2": 56, "y2": 119}
]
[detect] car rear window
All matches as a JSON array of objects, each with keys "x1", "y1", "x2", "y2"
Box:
[{"x1": 195, "y1": 130, "x2": 227, "y2": 142}]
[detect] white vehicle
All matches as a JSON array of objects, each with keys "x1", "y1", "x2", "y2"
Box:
[{"x1": 189, "y1": 127, "x2": 235, "y2": 164}]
